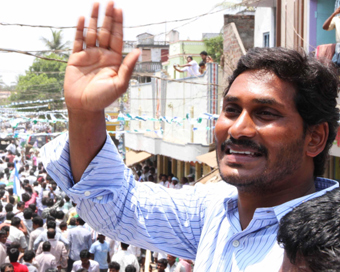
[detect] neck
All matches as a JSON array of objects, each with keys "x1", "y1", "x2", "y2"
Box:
[{"x1": 237, "y1": 173, "x2": 316, "y2": 230}]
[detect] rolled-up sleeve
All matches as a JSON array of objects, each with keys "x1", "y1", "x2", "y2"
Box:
[{"x1": 41, "y1": 132, "x2": 232, "y2": 260}]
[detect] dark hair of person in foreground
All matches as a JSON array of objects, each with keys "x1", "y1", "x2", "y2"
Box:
[{"x1": 277, "y1": 188, "x2": 340, "y2": 271}]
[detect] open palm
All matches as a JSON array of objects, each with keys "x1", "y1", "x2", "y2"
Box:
[{"x1": 64, "y1": 2, "x2": 140, "y2": 112}]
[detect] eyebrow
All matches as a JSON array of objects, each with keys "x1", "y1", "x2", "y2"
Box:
[{"x1": 225, "y1": 96, "x2": 285, "y2": 108}]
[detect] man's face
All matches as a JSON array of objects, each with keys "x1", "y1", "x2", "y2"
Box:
[
  {"x1": 200, "y1": 54, "x2": 206, "y2": 61},
  {"x1": 167, "y1": 176, "x2": 172, "y2": 182},
  {"x1": 81, "y1": 258, "x2": 89, "y2": 267},
  {"x1": 0, "y1": 234, "x2": 6, "y2": 244},
  {"x1": 4, "y1": 266, "x2": 13, "y2": 272},
  {"x1": 187, "y1": 57, "x2": 191, "y2": 63},
  {"x1": 161, "y1": 176, "x2": 166, "y2": 182},
  {"x1": 157, "y1": 263, "x2": 166, "y2": 272},
  {"x1": 167, "y1": 255, "x2": 176, "y2": 266},
  {"x1": 215, "y1": 70, "x2": 309, "y2": 193},
  {"x1": 98, "y1": 234, "x2": 105, "y2": 243}
]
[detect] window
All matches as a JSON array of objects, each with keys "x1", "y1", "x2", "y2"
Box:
[{"x1": 263, "y1": 32, "x2": 270, "y2": 48}]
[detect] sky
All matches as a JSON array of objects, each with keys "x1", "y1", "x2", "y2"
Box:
[{"x1": 0, "y1": 0, "x2": 241, "y2": 86}]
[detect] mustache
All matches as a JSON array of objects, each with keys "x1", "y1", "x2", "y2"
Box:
[{"x1": 221, "y1": 137, "x2": 268, "y2": 157}]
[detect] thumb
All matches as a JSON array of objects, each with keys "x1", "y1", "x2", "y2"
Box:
[{"x1": 116, "y1": 49, "x2": 140, "y2": 93}]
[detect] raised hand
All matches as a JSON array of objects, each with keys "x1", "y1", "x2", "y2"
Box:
[{"x1": 64, "y1": 2, "x2": 140, "y2": 113}]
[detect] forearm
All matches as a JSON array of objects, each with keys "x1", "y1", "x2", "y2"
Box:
[
  {"x1": 68, "y1": 110, "x2": 107, "y2": 183},
  {"x1": 323, "y1": 13, "x2": 336, "y2": 30}
]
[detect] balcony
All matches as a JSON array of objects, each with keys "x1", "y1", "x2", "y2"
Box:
[{"x1": 134, "y1": 62, "x2": 162, "y2": 73}]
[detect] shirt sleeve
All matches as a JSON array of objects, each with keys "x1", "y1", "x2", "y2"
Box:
[
  {"x1": 89, "y1": 243, "x2": 96, "y2": 254},
  {"x1": 328, "y1": 17, "x2": 336, "y2": 30},
  {"x1": 41, "y1": 132, "x2": 235, "y2": 260}
]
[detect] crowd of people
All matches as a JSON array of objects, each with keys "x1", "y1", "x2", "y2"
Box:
[{"x1": 0, "y1": 144, "x2": 196, "y2": 272}]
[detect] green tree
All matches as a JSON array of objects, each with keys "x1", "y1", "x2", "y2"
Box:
[
  {"x1": 10, "y1": 53, "x2": 67, "y2": 110},
  {"x1": 203, "y1": 35, "x2": 224, "y2": 62},
  {"x1": 40, "y1": 29, "x2": 70, "y2": 57}
]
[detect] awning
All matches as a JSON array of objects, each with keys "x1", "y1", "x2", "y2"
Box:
[
  {"x1": 196, "y1": 150, "x2": 217, "y2": 168},
  {"x1": 126, "y1": 150, "x2": 152, "y2": 167}
]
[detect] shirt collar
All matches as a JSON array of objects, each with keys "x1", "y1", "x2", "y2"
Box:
[{"x1": 226, "y1": 177, "x2": 338, "y2": 222}]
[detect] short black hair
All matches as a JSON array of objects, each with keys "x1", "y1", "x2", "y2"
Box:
[
  {"x1": 121, "y1": 242, "x2": 129, "y2": 250},
  {"x1": 0, "y1": 190, "x2": 5, "y2": 199},
  {"x1": 157, "y1": 258, "x2": 168, "y2": 267},
  {"x1": 200, "y1": 51, "x2": 208, "y2": 56},
  {"x1": 199, "y1": 61, "x2": 205, "y2": 67},
  {"x1": 17, "y1": 201, "x2": 25, "y2": 209},
  {"x1": 11, "y1": 217, "x2": 20, "y2": 227},
  {"x1": 277, "y1": 188, "x2": 340, "y2": 271},
  {"x1": 79, "y1": 249, "x2": 90, "y2": 259},
  {"x1": 76, "y1": 217, "x2": 85, "y2": 225},
  {"x1": 23, "y1": 250, "x2": 35, "y2": 262},
  {"x1": 23, "y1": 208, "x2": 33, "y2": 220},
  {"x1": 187, "y1": 56, "x2": 193, "y2": 61},
  {"x1": 59, "y1": 221, "x2": 67, "y2": 229},
  {"x1": 46, "y1": 198, "x2": 54, "y2": 207},
  {"x1": 8, "y1": 247, "x2": 19, "y2": 262},
  {"x1": 22, "y1": 193, "x2": 30, "y2": 202},
  {"x1": 124, "y1": 265, "x2": 136, "y2": 272},
  {"x1": 32, "y1": 216, "x2": 43, "y2": 227},
  {"x1": 225, "y1": 47, "x2": 339, "y2": 177},
  {"x1": 28, "y1": 204, "x2": 36, "y2": 212},
  {"x1": 47, "y1": 228, "x2": 56, "y2": 239},
  {"x1": 6, "y1": 212, "x2": 15, "y2": 221},
  {"x1": 0, "y1": 264, "x2": 13, "y2": 272},
  {"x1": 8, "y1": 196, "x2": 14, "y2": 204},
  {"x1": 108, "y1": 262, "x2": 120, "y2": 270},
  {"x1": 42, "y1": 241, "x2": 51, "y2": 252},
  {"x1": 56, "y1": 210, "x2": 64, "y2": 220},
  {"x1": 46, "y1": 220, "x2": 56, "y2": 229},
  {"x1": 0, "y1": 229, "x2": 7, "y2": 237},
  {"x1": 5, "y1": 203, "x2": 13, "y2": 212}
]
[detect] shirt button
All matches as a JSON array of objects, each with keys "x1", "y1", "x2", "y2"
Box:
[
  {"x1": 232, "y1": 240, "x2": 240, "y2": 248},
  {"x1": 96, "y1": 196, "x2": 103, "y2": 200},
  {"x1": 84, "y1": 191, "x2": 91, "y2": 196}
]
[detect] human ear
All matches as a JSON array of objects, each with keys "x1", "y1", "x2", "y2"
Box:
[{"x1": 306, "y1": 123, "x2": 329, "y2": 158}]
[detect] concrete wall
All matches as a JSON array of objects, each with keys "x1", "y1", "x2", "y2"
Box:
[
  {"x1": 151, "y1": 48, "x2": 161, "y2": 62},
  {"x1": 224, "y1": 14, "x2": 254, "y2": 51},
  {"x1": 254, "y1": 7, "x2": 276, "y2": 47},
  {"x1": 222, "y1": 22, "x2": 246, "y2": 85},
  {"x1": 128, "y1": 63, "x2": 223, "y2": 147}
]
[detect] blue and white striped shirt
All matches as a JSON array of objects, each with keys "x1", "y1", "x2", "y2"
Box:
[{"x1": 41, "y1": 133, "x2": 338, "y2": 272}]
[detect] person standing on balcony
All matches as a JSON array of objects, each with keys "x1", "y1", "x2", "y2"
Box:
[{"x1": 173, "y1": 56, "x2": 200, "y2": 77}]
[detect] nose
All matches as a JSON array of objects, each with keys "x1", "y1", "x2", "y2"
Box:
[{"x1": 229, "y1": 110, "x2": 256, "y2": 139}]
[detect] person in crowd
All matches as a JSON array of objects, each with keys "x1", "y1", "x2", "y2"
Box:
[
  {"x1": 33, "y1": 220, "x2": 69, "y2": 251},
  {"x1": 169, "y1": 177, "x2": 181, "y2": 190},
  {"x1": 165, "y1": 255, "x2": 185, "y2": 272},
  {"x1": 71, "y1": 250, "x2": 99, "y2": 272},
  {"x1": 108, "y1": 262, "x2": 120, "y2": 272},
  {"x1": 35, "y1": 241, "x2": 57, "y2": 272},
  {"x1": 124, "y1": 265, "x2": 136, "y2": 272},
  {"x1": 28, "y1": 217, "x2": 44, "y2": 250},
  {"x1": 36, "y1": 229, "x2": 67, "y2": 271},
  {"x1": 40, "y1": 2, "x2": 340, "y2": 271},
  {"x1": 0, "y1": 263, "x2": 14, "y2": 272},
  {"x1": 14, "y1": 203, "x2": 25, "y2": 221},
  {"x1": 22, "y1": 251, "x2": 38, "y2": 272},
  {"x1": 8, "y1": 218, "x2": 27, "y2": 251},
  {"x1": 200, "y1": 51, "x2": 213, "y2": 63},
  {"x1": 89, "y1": 234, "x2": 110, "y2": 272},
  {"x1": 67, "y1": 218, "x2": 92, "y2": 272},
  {"x1": 8, "y1": 247, "x2": 28, "y2": 272},
  {"x1": 111, "y1": 243, "x2": 139, "y2": 272},
  {"x1": 22, "y1": 209, "x2": 33, "y2": 238},
  {"x1": 277, "y1": 188, "x2": 340, "y2": 271},
  {"x1": 158, "y1": 175, "x2": 169, "y2": 188},
  {"x1": 157, "y1": 259, "x2": 168, "y2": 272},
  {"x1": 173, "y1": 56, "x2": 200, "y2": 77},
  {"x1": 0, "y1": 229, "x2": 8, "y2": 264},
  {"x1": 198, "y1": 61, "x2": 206, "y2": 74}
]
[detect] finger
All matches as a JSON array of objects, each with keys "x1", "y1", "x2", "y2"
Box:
[
  {"x1": 109, "y1": 7, "x2": 123, "y2": 54},
  {"x1": 73, "y1": 16, "x2": 85, "y2": 53},
  {"x1": 85, "y1": 2, "x2": 100, "y2": 48},
  {"x1": 115, "y1": 49, "x2": 140, "y2": 93},
  {"x1": 99, "y1": 1, "x2": 114, "y2": 48}
]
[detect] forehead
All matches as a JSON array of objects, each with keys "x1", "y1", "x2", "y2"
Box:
[{"x1": 226, "y1": 70, "x2": 297, "y2": 109}]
